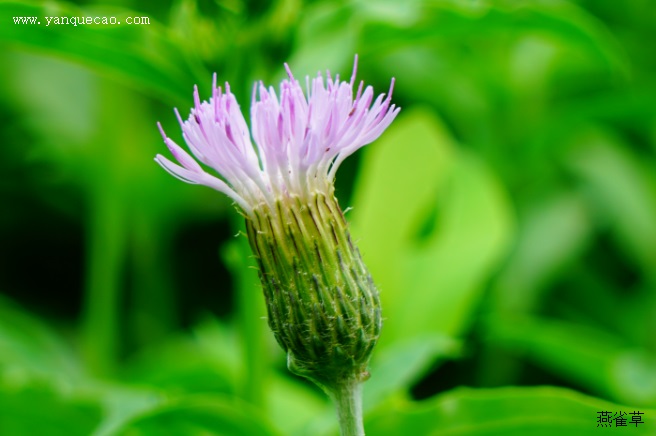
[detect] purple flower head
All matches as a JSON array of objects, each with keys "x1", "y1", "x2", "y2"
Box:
[{"x1": 155, "y1": 56, "x2": 400, "y2": 214}]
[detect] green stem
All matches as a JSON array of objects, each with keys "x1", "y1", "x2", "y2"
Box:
[
  {"x1": 82, "y1": 179, "x2": 125, "y2": 376},
  {"x1": 329, "y1": 379, "x2": 365, "y2": 436}
]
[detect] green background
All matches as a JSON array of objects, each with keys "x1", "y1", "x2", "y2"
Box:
[{"x1": 1, "y1": 0, "x2": 655, "y2": 434}]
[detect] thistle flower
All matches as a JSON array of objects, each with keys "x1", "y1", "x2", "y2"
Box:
[{"x1": 156, "y1": 56, "x2": 399, "y2": 435}]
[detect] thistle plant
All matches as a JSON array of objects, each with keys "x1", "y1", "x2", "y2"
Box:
[{"x1": 155, "y1": 56, "x2": 399, "y2": 435}]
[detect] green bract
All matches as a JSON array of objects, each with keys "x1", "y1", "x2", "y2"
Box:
[{"x1": 246, "y1": 191, "x2": 381, "y2": 390}]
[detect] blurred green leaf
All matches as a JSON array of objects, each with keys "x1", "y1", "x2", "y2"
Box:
[
  {"x1": 122, "y1": 336, "x2": 237, "y2": 396},
  {"x1": 365, "y1": 386, "x2": 656, "y2": 435},
  {"x1": 0, "y1": 295, "x2": 80, "y2": 380},
  {"x1": 352, "y1": 0, "x2": 423, "y2": 27},
  {"x1": 92, "y1": 385, "x2": 163, "y2": 436},
  {"x1": 351, "y1": 108, "x2": 455, "y2": 343},
  {"x1": 352, "y1": 108, "x2": 512, "y2": 345},
  {"x1": 486, "y1": 315, "x2": 656, "y2": 407},
  {"x1": 492, "y1": 193, "x2": 593, "y2": 313},
  {"x1": 114, "y1": 395, "x2": 279, "y2": 436},
  {"x1": 398, "y1": 153, "x2": 512, "y2": 338},
  {"x1": 0, "y1": 1, "x2": 208, "y2": 105},
  {"x1": 288, "y1": 2, "x2": 358, "y2": 77},
  {"x1": 360, "y1": 1, "x2": 627, "y2": 77},
  {"x1": 267, "y1": 373, "x2": 328, "y2": 436},
  {"x1": 357, "y1": 0, "x2": 630, "y2": 158},
  {"x1": 364, "y1": 334, "x2": 461, "y2": 411},
  {"x1": 0, "y1": 380, "x2": 101, "y2": 436},
  {"x1": 565, "y1": 127, "x2": 656, "y2": 277}
]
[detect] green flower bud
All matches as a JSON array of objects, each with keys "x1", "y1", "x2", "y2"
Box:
[{"x1": 245, "y1": 191, "x2": 381, "y2": 389}]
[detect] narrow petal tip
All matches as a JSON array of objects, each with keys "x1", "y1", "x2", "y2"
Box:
[
  {"x1": 157, "y1": 122, "x2": 167, "y2": 140},
  {"x1": 284, "y1": 63, "x2": 295, "y2": 81}
]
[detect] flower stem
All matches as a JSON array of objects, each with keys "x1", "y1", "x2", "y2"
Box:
[{"x1": 329, "y1": 379, "x2": 365, "y2": 436}]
